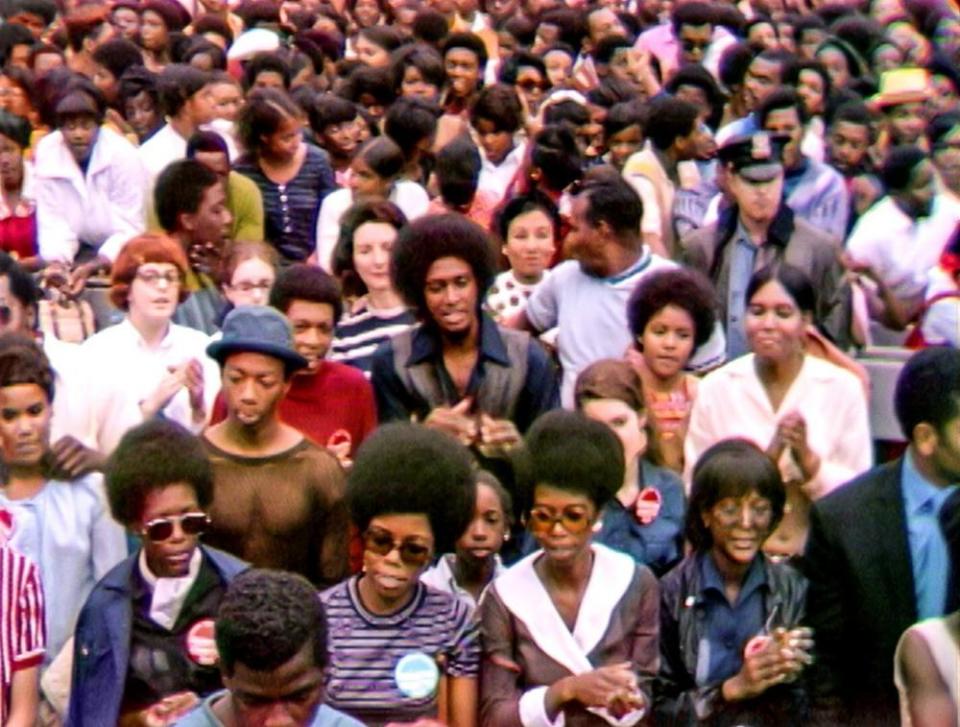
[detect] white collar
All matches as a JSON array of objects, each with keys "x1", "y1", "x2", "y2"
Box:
[{"x1": 139, "y1": 547, "x2": 203, "y2": 630}]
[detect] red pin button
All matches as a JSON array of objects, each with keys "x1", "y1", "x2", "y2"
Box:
[
  {"x1": 634, "y1": 487, "x2": 662, "y2": 525},
  {"x1": 186, "y1": 619, "x2": 218, "y2": 666}
]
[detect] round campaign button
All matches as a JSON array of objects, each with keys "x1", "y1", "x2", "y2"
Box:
[{"x1": 395, "y1": 652, "x2": 440, "y2": 699}]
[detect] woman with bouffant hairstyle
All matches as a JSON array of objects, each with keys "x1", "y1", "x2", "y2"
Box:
[{"x1": 81, "y1": 233, "x2": 220, "y2": 455}]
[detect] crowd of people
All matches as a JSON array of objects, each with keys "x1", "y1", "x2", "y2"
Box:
[{"x1": 0, "y1": 0, "x2": 955, "y2": 723}]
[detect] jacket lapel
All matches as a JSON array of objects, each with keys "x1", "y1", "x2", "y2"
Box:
[{"x1": 866, "y1": 460, "x2": 917, "y2": 625}]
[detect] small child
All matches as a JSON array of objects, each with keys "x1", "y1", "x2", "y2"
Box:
[
  {"x1": 420, "y1": 471, "x2": 511, "y2": 608},
  {"x1": 625, "y1": 268, "x2": 718, "y2": 473}
]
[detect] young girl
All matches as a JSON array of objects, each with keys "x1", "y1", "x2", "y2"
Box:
[
  {"x1": 625, "y1": 267, "x2": 718, "y2": 473},
  {"x1": 420, "y1": 471, "x2": 510, "y2": 608}
]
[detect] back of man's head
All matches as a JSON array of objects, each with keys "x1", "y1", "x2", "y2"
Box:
[
  {"x1": 578, "y1": 177, "x2": 643, "y2": 243},
  {"x1": 155, "y1": 159, "x2": 219, "y2": 234},
  {"x1": 216, "y1": 569, "x2": 328, "y2": 677},
  {"x1": 895, "y1": 346, "x2": 960, "y2": 443}
]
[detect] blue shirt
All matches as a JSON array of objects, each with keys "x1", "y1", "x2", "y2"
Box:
[
  {"x1": 901, "y1": 451, "x2": 957, "y2": 619},
  {"x1": 594, "y1": 460, "x2": 685, "y2": 575},
  {"x1": 174, "y1": 693, "x2": 364, "y2": 726},
  {"x1": 696, "y1": 552, "x2": 768, "y2": 687},
  {"x1": 725, "y1": 226, "x2": 758, "y2": 359}
]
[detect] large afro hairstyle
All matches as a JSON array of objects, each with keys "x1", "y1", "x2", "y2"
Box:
[{"x1": 347, "y1": 422, "x2": 477, "y2": 554}]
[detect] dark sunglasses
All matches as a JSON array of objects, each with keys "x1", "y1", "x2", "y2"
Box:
[
  {"x1": 517, "y1": 78, "x2": 549, "y2": 92},
  {"x1": 363, "y1": 526, "x2": 432, "y2": 566},
  {"x1": 142, "y1": 512, "x2": 210, "y2": 542}
]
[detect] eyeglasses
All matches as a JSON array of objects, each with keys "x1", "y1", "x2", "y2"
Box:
[
  {"x1": 528, "y1": 506, "x2": 593, "y2": 534},
  {"x1": 363, "y1": 526, "x2": 432, "y2": 566},
  {"x1": 142, "y1": 512, "x2": 210, "y2": 542},
  {"x1": 228, "y1": 280, "x2": 272, "y2": 293},
  {"x1": 136, "y1": 269, "x2": 182, "y2": 287},
  {"x1": 517, "y1": 79, "x2": 549, "y2": 92}
]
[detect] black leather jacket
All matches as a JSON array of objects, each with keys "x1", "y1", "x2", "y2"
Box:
[{"x1": 654, "y1": 553, "x2": 809, "y2": 726}]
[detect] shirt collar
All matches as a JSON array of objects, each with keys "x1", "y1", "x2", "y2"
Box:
[
  {"x1": 406, "y1": 312, "x2": 511, "y2": 367},
  {"x1": 902, "y1": 448, "x2": 956, "y2": 517},
  {"x1": 605, "y1": 248, "x2": 653, "y2": 285},
  {"x1": 120, "y1": 317, "x2": 175, "y2": 351},
  {"x1": 699, "y1": 550, "x2": 768, "y2": 602}
]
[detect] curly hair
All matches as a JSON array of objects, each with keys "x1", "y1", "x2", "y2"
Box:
[
  {"x1": 105, "y1": 419, "x2": 214, "y2": 527},
  {"x1": 627, "y1": 267, "x2": 718, "y2": 349},
  {"x1": 0, "y1": 333, "x2": 54, "y2": 402},
  {"x1": 685, "y1": 438, "x2": 785, "y2": 551},
  {"x1": 522, "y1": 410, "x2": 623, "y2": 511},
  {"x1": 390, "y1": 213, "x2": 496, "y2": 320},
  {"x1": 347, "y1": 422, "x2": 477, "y2": 554},
  {"x1": 269, "y1": 263, "x2": 343, "y2": 322},
  {"x1": 216, "y1": 569, "x2": 328, "y2": 676}
]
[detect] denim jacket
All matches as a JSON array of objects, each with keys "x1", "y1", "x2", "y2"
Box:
[{"x1": 66, "y1": 546, "x2": 247, "y2": 727}]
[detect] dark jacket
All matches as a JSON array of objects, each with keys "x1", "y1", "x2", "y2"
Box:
[
  {"x1": 682, "y1": 204, "x2": 851, "y2": 348},
  {"x1": 655, "y1": 552, "x2": 809, "y2": 726},
  {"x1": 800, "y1": 459, "x2": 917, "y2": 726},
  {"x1": 66, "y1": 546, "x2": 248, "y2": 727}
]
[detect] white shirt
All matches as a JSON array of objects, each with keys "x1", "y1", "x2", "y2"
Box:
[
  {"x1": 524, "y1": 252, "x2": 726, "y2": 406},
  {"x1": 77, "y1": 318, "x2": 220, "y2": 456},
  {"x1": 477, "y1": 142, "x2": 525, "y2": 205},
  {"x1": 139, "y1": 122, "x2": 188, "y2": 186},
  {"x1": 34, "y1": 126, "x2": 145, "y2": 264},
  {"x1": 684, "y1": 354, "x2": 872, "y2": 500},
  {"x1": 315, "y1": 182, "x2": 430, "y2": 272},
  {"x1": 43, "y1": 335, "x2": 94, "y2": 448},
  {"x1": 847, "y1": 196, "x2": 949, "y2": 302}
]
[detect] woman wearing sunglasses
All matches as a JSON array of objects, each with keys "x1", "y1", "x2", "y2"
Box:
[
  {"x1": 656, "y1": 439, "x2": 812, "y2": 725},
  {"x1": 321, "y1": 422, "x2": 480, "y2": 727},
  {"x1": 480, "y1": 410, "x2": 659, "y2": 726},
  {"x1": 68, "y1": 419, "x2": 247, "y2": 727}
]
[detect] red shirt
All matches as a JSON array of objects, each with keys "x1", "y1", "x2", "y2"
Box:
[{"x1": 210, "y1": 360, "x2": 377, "y2": 456}]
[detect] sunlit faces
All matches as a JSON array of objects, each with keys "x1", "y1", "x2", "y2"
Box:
[
  {"x1": 528, "y1": 484, "x2": 596, "y2": 565},
  {"x1": 352, "y1": 0, "x2": 382, "y2": 27},
  {"x1": 139, "y1": 9, "x2": 168, "y2": 51},
  {"x1": 828, "y1": 121, "x2": 871, "y2": 174},
  {"x1": 224, "y1": 257, "x2": 276, "y2": 307},
  {"x1": 0, "y1": 76, "x2": 31, "y2": 119},
  {"x1": 221, "y1": 352, "x2": 289, "y2": 428},
  {"x1": 933, "y1": 125, "x2": 960, "y2": 195},
  {"x1": 606, "y1": 124, "x2": 643, "y2": 171},
  {"x1": 455, "y1": 482, "x2": 507, "y2": 568},
  {"x1": 423, "y1": 256, "x2": 479, "y2": 337},
  {"x1": 444, "y1": 47, "x2": 481, "y2": 99},
  {"x1": 0, "y1": 133, "x2": 24, "y2": 191},
  {"x1": 400, "y1": 66, "x2": 441, "y2": 103},
  {"x1": 355, "y1": 35, "x2": 391, "y2": 68},
  {"x1": 0, "y1": 383, "x2": 51, "y2": 469},
  {"x1": 544, "y1": 49, "x2": 573, "y2": 89},
  {"x1": 360, "y1": 513, "x2": 434, "y2": 610},
  {"x1": 743, "y1": 56, "x2": 782, "y2": 112},
  {"x1": 139, "y1": 483, "x2": 204, "y2": 578},
  {"x1": 61, "y1": 114, "x2": 100, "y2": 165},
  {"x1": 796, "y1": 69, "x2": 826, "y2": 117},
  {"x1": 209, "y1": 81, "x2": 242, "y2": 122},
  {"x1": 728, "y1": 169, "x2": 784, "y2": 224},
  {"x1": 352, "y1": 221, "x2": 396, "y2": 294},
  {"x1": 473, "y1": 118, "x2": 514, "y2": 166},
  {"x1": 815, "y1": 46, "x2": 851, "y2": 91},
  {"x1": 321, "y1": 120, "x2": 358, "y2": 159},
  {"x1": 184, "y1": 85, "x2": 216, "y2": 126},
  {"x1": 286, "y1": 300, "x2": 335, "y2": 370},
  {"x1": 899, "y1": 158, "x2": 936, "y2": 219},
  {"x1": 565, "y1": 195, "x2": 608, "y2": 277},
  {"x1": 224, "y1": 641, "x2": 326, "y2": 727},
  {"x1": 678, "y1": 24, "x2": 711, "y2": 66},
  {"x1": 503, "y1": 208, "x2": 555, "y2": 284},
  {"x1": 581, "y1": 398, "x2": 647, "y2": 465},
  {"x1": 762, "y1": 106, "x2": 804, "y2": 169},
  {"x1": 348, "y1": 155, "x2": 391, "y2": 198},
  {"x1": 125, "y1": 90, "x2": 162, "y2": 141},
  {"x1": 182, "y1": 182, "x2": 231, "y2": 245},
  {"x1": 886, "y1": 101, "x2": 927, "y2": 146},
  {"x1": 639, "y1": 304, "x2": 696, "y2": 381},
  {"x1": 92, "y1": 64, "x2": 120, "y2": 105},
  {"x1": 261, "y1": 114, "x2": 303, "y2": 162},
  {"x1": 515, "y1": 66, "x2": 548, "y2": 114},
  {"x1": 744, "y1": 279, "x2": 808, "y2": 363},
  {"x1": 701, "y1": 491, "x2": 775, "y2": 567},
  {"x1": 128, "y1": 263, "x2": 182, "y2": 323}
]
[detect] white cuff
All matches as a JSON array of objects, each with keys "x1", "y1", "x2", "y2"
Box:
[
  {"x1": 519, "y1": 686, "x2": 565, "y2": 727},
  {"x1": 586, "y1": 705, "x2": 647, "y2": 727}
]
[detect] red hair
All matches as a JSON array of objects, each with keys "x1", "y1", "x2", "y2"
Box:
[{"x1": 110, "y1": 234, "x2": 190, "y2": 310}]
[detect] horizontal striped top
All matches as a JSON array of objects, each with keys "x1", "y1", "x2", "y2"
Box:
[
  {"x1": 320, "y1": 575, "x2": 479, "y2": 726},
  {"x1": 0, "y1": 546, "x2": 44, "y2": 724},
  {"x1": 329, "y1": 302, "x2": 416, "y2": 377}
]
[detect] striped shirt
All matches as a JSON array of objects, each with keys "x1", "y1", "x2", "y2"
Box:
[
  {"x1": 0, "y1": 546, "x2": 45, "y2": 724},
  {"x1": 320, "y1": 575, "x2": 479, "y2": 726},
  {"x1": 329, "y1": 302, "x2": 416, "y2": 377}
]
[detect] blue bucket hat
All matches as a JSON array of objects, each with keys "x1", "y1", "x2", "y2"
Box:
[{"x1": 207, "y1": 305, "x2": 308, "y2": 371}]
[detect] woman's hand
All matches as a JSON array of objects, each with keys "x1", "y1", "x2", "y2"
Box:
[
  {"x1": 141, "y1": 360, "x2": 202, "y2": 421},
  {"x1": 723, "y1": 628, "x2": 814, "y2": 702},
  {"x1": 553, "y1": 662, "x2": 644, "y2": 713},
  {"x1": 776, "y1": 412, "x2": 821, "y2": 482}
]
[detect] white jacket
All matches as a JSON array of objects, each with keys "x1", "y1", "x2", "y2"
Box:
[{"x1": 35, "y1": 126, "x2": 145, "y2": 264}]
